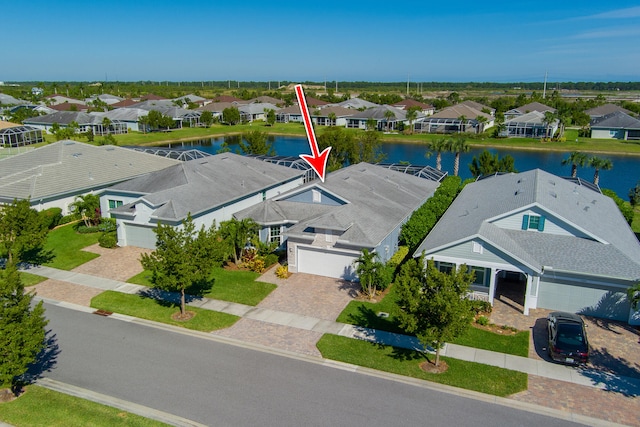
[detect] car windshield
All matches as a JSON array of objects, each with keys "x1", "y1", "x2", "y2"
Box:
[{"x1": 556, "y1": 323, "x2": 587, "y2": 351}]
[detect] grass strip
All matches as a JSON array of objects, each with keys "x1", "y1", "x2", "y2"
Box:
[
  {"x1": 317, "y1": 334, "x2": 528, "y2": 397},
  {"x1": 44, "y1": 224, "x2": 100, "y2": 270},
  {"x1": 19, "y1": 272, "x2": 48, "y2": 287},
  {"x1": 90, "y1": 291, "x2": 239, "y2": 332},
  {"x1": 0, "y1": 385, "x2": 168, "y2": 426},
  {"x1": 127, "y1": 267, "x2": 276, "y2": 306}
]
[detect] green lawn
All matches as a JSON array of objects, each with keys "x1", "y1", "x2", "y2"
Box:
[
  {"x1": 316, "y1": 334, "x2": 528, "y2": 397},
  {"x1": 19, "y1": 272, "x2": 47, "y2": 287},
  {"x1": 337, "y1": 284, "x2": 529, "y2": 356},
  {"x1": 127, "y1": 266, "x2": 276, "y2": 306},
  {"x1": 90, "y1": 291, "x2": 239, "y2": 332},
  {"x1": 0, "y1": 385, "x2": 168, "y2": 426},
  {"x1": 43, "y1": 224, "x2": 100, "y2": 270}
]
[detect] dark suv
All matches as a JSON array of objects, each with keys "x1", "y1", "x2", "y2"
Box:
[{"x1": 547, "y1": 311, "x2": 589, "y2": 365}]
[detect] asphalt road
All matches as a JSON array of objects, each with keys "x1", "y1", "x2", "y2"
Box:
[{"x1": 37, "y1": 302, "x2": 587, "y2": 427}]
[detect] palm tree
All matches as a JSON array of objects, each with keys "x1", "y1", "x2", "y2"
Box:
[
  {"x1": 383, "y1": 109, "x2": 395, "y2": 132},
  {"x1": 542, "y1": 111, "x2": 557, "y2": 139},
  {"x1": 353, "y1": 249, "x2": 383, "y2": 299},
  {"x1": 70, "y1": 194, "x2": 101, "y2": 227},
  {"x1": 457, "y1": 115, "x2": 467, "y2": 133},
  {"x1": 561, "y1": 152, "x2": 588, "y2": 178},
  {"x1": 588, "y1": 156, "x2": 613, "y2": 186},
  {"x1": 450, "y1": 137, "x2": 470, "y2": 176},
  {"x1": 628, "y1": 283, "x2": 640, "y2": 310},
  {"x1": 425, "y1": 137, "x2": 450, "y2": 171},
  {"x1": 406, "y1": 108, "x2": 418, "y2": 133},
  {"x1": 327, "y1": 112, "x2": 337, "y2": 126},
  {"x1": 475, "y1": 115, "x2": 488, "y2": 134}
]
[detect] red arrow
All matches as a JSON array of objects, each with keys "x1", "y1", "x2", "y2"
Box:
[{"x1": 295, "y1": 84, "x2": 331, "y2": 182}]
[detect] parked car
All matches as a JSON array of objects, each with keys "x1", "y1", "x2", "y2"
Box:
[{"x1": 547, "y1": 311, "x2": 589, "y2": 365}]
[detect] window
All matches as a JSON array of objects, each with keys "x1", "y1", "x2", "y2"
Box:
[
  {"x1": 438, "y1": 262, "x2": 454, "y2": 274},
  {"x1": 472, "y1": 241, "x2": 483, "y2": 254},
  {"x1": 469, "y1": 266, "x2": 487, "y2": 287},
  {"x1": 262, "y1": 191, "x2": 266, "y2": 201},
  {"x1": 312, "y1": 189, "x2": 321, "y2": 203},
  {"x1": 269, "y1": 226, "x2": 282, "y2": 244},
  {"x1": 521, "y1": 214, "x2": 545, "y2": 231},
  {"x1": 108, "y1": 199, "x2": 123, "y2": 209}
]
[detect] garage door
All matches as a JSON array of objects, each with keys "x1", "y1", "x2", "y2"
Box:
[
  {"x1": 297, "y1": 246, "x2": 359, "y2": 280},
  {"x1": 122, "y1": 223, "x2": 157, "y2": 249},
  {"x1": 538, "y1": 279, "x2": 629, "y2": 321}
]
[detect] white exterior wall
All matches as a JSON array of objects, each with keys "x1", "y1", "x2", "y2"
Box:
[{"x1": 591, "y1": 129, "x2": 616, "y2": 139}]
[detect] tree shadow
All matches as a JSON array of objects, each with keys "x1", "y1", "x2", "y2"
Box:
[
  {"x1": 348, "y1": 305, "x2": 404, "y2": 335},
  {"x1": 18, "y1": 329, "x2": 60, "y2": 385},
  {"x1": 20, "y1": 247, "x2": 55, "y2": 266},
  {"x1": 337, "y1": 279, "x2": 359, "y2": 298},
  {"x1": 578, "y1": 348, "x2": 640, "y2": 397},
  {"x1": 388, "y1": 345, "x2": 429, "y2": 362},
  {"x1": 137, "y1": 279, "x2": 214, "y2": 308},
  {"x1": 579, "y1": 291, "x2": 629, "y2": 322},
  {"x1": 587, "y1": 315, "x2": 640, "y2": 341}
]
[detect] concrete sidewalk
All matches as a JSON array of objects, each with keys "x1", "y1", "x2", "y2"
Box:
[{"x1": 23, "y1": 264, "x2": 640, "y2": 395}]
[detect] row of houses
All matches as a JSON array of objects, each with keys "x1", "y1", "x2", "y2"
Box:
[
  {"x1": 2, "y1": 91, "x2": 640, "y2": 147},
  {"x1": 1, "y1": 140, "x2": 638, "y2": 324}
]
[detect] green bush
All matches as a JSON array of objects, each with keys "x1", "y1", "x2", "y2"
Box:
[
  {"x1": 98, "y1": 232, "x2": 118, "y2": 248},
  {"x1": 39, "y1": 207, "x2": 62, "y2": 229},
  {"x1": 387, "y1": 246, "x2": 409, "y2": 270},
  {"x1": 476, "y1": 316, "x2": 489, "y2": 326},
  {"x1": 98, "y1": 218, "x2": 116, "y2": 232},
  {"x1": 469, "y1": 300, "x2": 492, "y2": 315},
  {"x1": 263, "y1": 253, "x2": 279, "y2": 268},
  {"x1": 75, "y1": 225, "x2": 101, "y2": 234},
  {"x1": 377, "y1": 264, "x2": 394, "y2": 291}
]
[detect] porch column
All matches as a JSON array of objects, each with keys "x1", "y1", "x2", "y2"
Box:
[
  {"x1": 523, "y1": 274, "x2": 533, "y2": 315},
  {"x1": 488, "y1": 268, "x2": 497, "y2": 305}
]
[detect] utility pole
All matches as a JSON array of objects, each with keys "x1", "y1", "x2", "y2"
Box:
[
  {"x1": 543, "y1": 71, "x2": 548, "y2": 99},
  {"x1": 407, "y1": 73, "x2": 410, "y2": 95}
]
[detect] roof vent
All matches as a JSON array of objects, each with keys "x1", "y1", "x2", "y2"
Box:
[
  {"x1": 591, "y1": 199, "x2": 597, "y2": 204},
  {"x1": 549, "y1": 180, "x2": 555, "y2": 186},
  {"x1": 63, "y1": 141, "x2": 75, "y2": 145},
  {"x1": 549, "y1": 191, "x2": 557, "y2": 198},
  {"x1": 514, "y1": 189, "x2": 521, "y2": 195},
  {"x1": 106, "y1": 147, "x2": 115, "y2": 151},
  {"x1": 72, "y1": 152, "x2": 82, "y2": 158},
  {"x1": 584, "y1": 206, "x2": 590, "y2": 212}
]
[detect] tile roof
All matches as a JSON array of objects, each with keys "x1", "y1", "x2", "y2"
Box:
[
  {"x1": 0, "y1": 141, "x2": 180, "y2": 202},
  {"x1": 110, "y1": 153, "x2": 304, "y2": 221},
  {"x1": 415, "y1": 169, "x2": 640, "y2": 279},
  {"x1": 347, "y1": 105, "x2": 407, "y2": 120},
  {"x1": 506, "y1": 102, "x2": 556, "y2": 115},
  {"x1": 236, "y1": 163, "x2": 439, "y2": 247}
]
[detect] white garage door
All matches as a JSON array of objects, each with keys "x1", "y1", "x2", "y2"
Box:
[
  {"x1": 538, "y1": 279, "x2": 629, "y2": 321},
  {"x1": 122, "y1": 223, "x2": 157, "y2": 249},
  {"x1": 297, "y1": 246, "x2": 359, "y2": 280}
]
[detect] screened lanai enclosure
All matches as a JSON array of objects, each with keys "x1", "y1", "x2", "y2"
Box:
[{"x1": 0, "y1": 125, "x2": 44, "y2": 147}]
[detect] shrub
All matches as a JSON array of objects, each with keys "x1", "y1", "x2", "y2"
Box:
[
  {"x1": 263, "y1": 253, "x2": 279, "y2": 268},
  {"x1": 469, "y1": 300, "x2": 492, "y2": 315},
  {"x1": 387, "y1": 246, "x2": 409, "y2": 270},
  {"x1": 58, "y1": 213, "x2": 81, "y2": 225},
  {"x1": 245, "y1": 257, "x2": 265, "y2": 273},
  {"x1": 98, "y1": 232, "x2": 118, "y2": 248},
  {"x1": 75, "y1": 224, "x2": 101, "y2": 234},
  {"x1": 275, "y1": 265, "x2": 289, "y2": 279},
  {"x1": 476, "y1": 315, "x2": 489, "y2": 326},
  {"x1": 376, "y1": 264, "x2": 394, "y2": 291},
  {"x1": 39, "y1": 207, "x2": 62, "y2": 229},
  {"x1": 98, "y1": 218, "x2": 116, "y2": 232}
]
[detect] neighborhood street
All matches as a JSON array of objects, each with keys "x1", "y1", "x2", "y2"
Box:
[{"x1": 37, "y1": 302, "x2": 588, "y2": 427}]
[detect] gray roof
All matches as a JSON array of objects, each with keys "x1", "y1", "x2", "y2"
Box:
[
  {"x1": 415, "y1": 169, "x2": 640, "y2": 280},
  {"x1": 238, "y1": 103, "x2": 280, "y2": 114},
  {"x1": 0, "y1": 93, "x2": 27, "y2": 105},
  {"x1": 347, "y1": 105, "x2": 407, "y2": 121},
  {"x1": 0, "y1": 141, "x2": 180, "y2": 202},
  {"x1": 428, "y1": 104, "x2": 491, "y2": 120},
  {"x1": 505, "y1": 111, "x2": 547, "y2": 125},
  {"x1": 506, "y1": 102, "x2": 556, "y2": 116},
  {"x1": 24, "y1": 111, "x2": 95, "y2": 125},
  {"x1": 336, "y1": 98, "x2": 379, "y2": 109},
  {"x1": 86, "y1": 94, "x2": 124, "y2": 104},
  {"x1": 94, "y1": 108, "x2": 149, "y2": 122},
  {"x1": 591, "y1": 111, "x2": 640, "y2": 130},
  {"x1": 173, "y1": 94, "x2": 206, "y2": 103},
  {"x1": 584, "y1": 104, "x2": 633, "y2": 118},
  {"x1": 110, "y1": 153, "x2": 305, "y2": 221},
  {"x1": 236, "y1": 163, "x2": 439, "y2": 247}
]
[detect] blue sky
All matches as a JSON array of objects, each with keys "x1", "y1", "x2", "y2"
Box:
[{"x1": 3, "y1": 1, "x2": 640, "y2": 83}]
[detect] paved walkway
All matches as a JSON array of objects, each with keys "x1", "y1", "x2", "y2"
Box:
[{"x1": 23, "y1": 264, "x2": 640, "y2": 397}]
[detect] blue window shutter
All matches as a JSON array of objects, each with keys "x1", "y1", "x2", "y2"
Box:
[
  {"x1": 538, "y1": 216, "x2": 546, "y2": 231},
  {"x1": 521, "y1": 215, "x2": 529, "y2": 230}
]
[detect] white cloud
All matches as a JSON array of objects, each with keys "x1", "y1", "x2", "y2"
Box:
[
  {"x1": 581, "y1": 6, "x2": 640, "y2": 20},
  {"x1": 571, "y1": 26, "x2": 640, "y2": 40}
]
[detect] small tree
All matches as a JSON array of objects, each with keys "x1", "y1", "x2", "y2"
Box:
[
  {"x1": 239, "y1": 130, "x2": 276, "y2": 155},
  {"x1": 140, "y1": 215, "x2": 221, "y2": 317},
  {"x1": 0, "y1": 199, "x2": 49, "y2": 265},
  {"x1": 629, "y1": 181, "x2": 640, "y2": 206},
  {"x1": 0, "y1": 263, "x2": 48, "y2": 393},
  {"x1": 200, "y1": 110, "x2": 214, "y2": 127},
  {"x1": 265, "y1": 108, "x2": 276, "y2": 126},
  {"x1": 218, "y1": 218, "x2": 259, "y2": 265},
  {"x1": 222, "y1": 106, "x2": 241, "y2": 125},
  {"x1": 70, "y1": 193, "x2": 101, "y2": 227},
  {"x1": 396, "y1": 256, "x2": 474, "y2": 367},
  {"x1": 561, "y1": 152, "x2": 588, "y2": 178},
  {"x1": 353, "y1": 249, "x2": 384, "y2": 299},
  {"x1": 469, "y1": 150, "x2": 517, "y2": 178}
]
